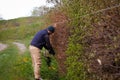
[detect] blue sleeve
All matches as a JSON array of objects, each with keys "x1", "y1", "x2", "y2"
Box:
[{"x1": 44, "y1": 35, "x2": 55, "y2": 55}]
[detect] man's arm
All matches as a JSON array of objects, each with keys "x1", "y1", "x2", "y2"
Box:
[{"x1": 44, "y1": 35, "x2": 55, "y2": 55}]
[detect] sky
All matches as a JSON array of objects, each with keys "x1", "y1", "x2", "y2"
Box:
[{"x1": 0, "y1": 0, "x2": 49, "y2": 20}]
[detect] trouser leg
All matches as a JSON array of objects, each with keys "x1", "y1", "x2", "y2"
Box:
[{"x1": 29, "y1": 45, "x2": 41, "y2": 79}]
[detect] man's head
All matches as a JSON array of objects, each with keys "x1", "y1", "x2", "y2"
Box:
[{"x1": 47, "y1": 26, "x2": 55, "y2": 34}]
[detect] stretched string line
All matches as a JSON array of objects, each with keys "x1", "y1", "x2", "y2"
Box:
[
  {"x1": 80, "y1": 3, "x2": 120, "y2": 17},
  {"x1": 55, "y1": 3, "x2": 120, "y2": 24}
]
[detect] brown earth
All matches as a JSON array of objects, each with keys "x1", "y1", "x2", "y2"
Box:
[
  {"x1": 51, "y1": 22, "x2": 69, "y2": 75},
  {"x1": 86, "y1": 14, "x2": 120, "y2": 79},
  {"x1": 49, "y1": 11, "x2": 69, "y2": 75}
]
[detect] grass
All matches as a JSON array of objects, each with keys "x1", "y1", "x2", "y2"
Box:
[
  {"x1": 0, "y1": 39, "x2": 60, "y2": 80},
  {"x1": 0, "y1": 22, "x2": 45, "y2": 41},
  {"x1": 0, "y1": 42, "x2": 33, "y2": 80}
]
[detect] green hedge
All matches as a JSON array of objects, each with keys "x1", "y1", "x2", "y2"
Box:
[{"x1": 62, "y1": 0, "x2": 120, "y2": 80}]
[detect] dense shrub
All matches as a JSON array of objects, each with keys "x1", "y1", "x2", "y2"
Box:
[{"x1": 61, "y1": 0, "x2": 120, "y2": 80}]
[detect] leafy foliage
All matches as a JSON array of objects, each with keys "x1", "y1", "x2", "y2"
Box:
[{"x1": 61, "y1": 0, "x2": 120, "y2": 80}]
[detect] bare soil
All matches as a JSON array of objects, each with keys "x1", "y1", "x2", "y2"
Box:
[
  {"x1": 13, "y1": 42, "x2": 26, "y2": 53},
  {"x1": 86, "y1": 14, "x2": 120, "y2": 79},
  {"x1": 0, "y1": 43, "x2": 8, "y2": 51},
  {"x1": 49, "y1": 11, "x2": 69, "y2": 75}
]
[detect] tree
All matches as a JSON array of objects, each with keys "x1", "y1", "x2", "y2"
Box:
[
  {"x1": 32, "y1": 6, "x2": 50, "y2": 16},
  {"x1": 46, "y1": 0, "x2": 61, "y2": 4}
]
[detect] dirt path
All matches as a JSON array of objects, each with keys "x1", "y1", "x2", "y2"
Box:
[
  {"x1": 13, "y1": 42, "x2": 26, "y2": 53},
  {"x1": 0, "y1": 43, "x2": 8, "y2": 51}
]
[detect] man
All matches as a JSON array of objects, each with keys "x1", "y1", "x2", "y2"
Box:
[{"x1": 29, "y1": 26, "x2": 55, "y2": 80}]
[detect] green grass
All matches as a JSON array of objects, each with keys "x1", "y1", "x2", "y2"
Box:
[
  {"x1": 0, "y1": 39, "x2": 60, "y2": 80},
  {"x1": 41, "y1": 53, "x2": 59, "y2": 80},
  {"x1": 0, "y1": 42, "x2": 33, "y2": 80},
  {"x1": 0, "y1": 22, "x2": 45, "y2": 41}
]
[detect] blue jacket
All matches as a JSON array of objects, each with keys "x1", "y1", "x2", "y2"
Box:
[{"x1": 30, "y1": 29, "x2": 55, "y2": 55}]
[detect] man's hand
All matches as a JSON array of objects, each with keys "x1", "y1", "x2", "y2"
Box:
[{"x1": 49, "y1": 50, "x2": 55, "y2": 56}]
